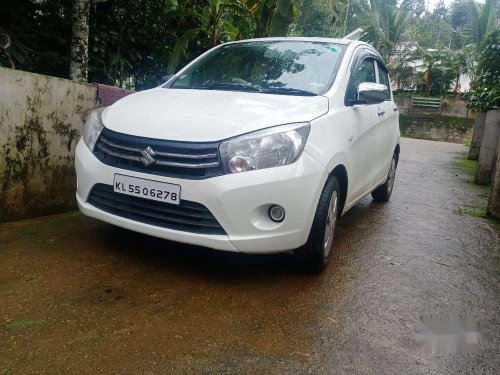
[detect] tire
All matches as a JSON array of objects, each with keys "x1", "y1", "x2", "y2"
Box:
[
  {"x1": 371, "y1": 152, "x2": 397, "y2": 202},
  {"x1": 294, "y1": 175, "x2": 341, "y2": 273}
]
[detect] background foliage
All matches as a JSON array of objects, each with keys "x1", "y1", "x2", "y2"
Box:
[
  {"x1": 463, "y1": 30, "x2": 500, "y2": 111},
  {"x1": 0, "y1": 0, "x2": 498, "y2": 95}
]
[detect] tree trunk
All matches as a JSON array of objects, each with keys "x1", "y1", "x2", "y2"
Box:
[
  {"x1": 453, "y1": 72, "x2": 460, "y2": 100},
  {"x1": 70, "y1": 0, "x2": 91, "y2": 82},
  {"x1": 254, "y1": 4, "x2": 272, "y2": 38},
  {"x1": 475, "y1": 110, "x2": 500, "y2": 184},
  {"x1": 469, "y1": 113, "x2": 487, "y2": 160},
  {"x1": 487, "y1": 128, "x2": 500, "y2": 218}
]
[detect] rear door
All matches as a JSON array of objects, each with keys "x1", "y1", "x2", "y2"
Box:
[
  {"x1": 375, "y1": 61, "x2": 398, "y2": 180},
  {"x1": 344, "y1": 58, "x2": 383, "y2": 200}
]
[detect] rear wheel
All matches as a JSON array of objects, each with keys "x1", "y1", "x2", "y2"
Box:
[
  {"x1": 294, "y1": 176, "x2": 340, "y2": 273},
  {"x1": 371, "y1": 153, "x2": 397, "y2": 202}
]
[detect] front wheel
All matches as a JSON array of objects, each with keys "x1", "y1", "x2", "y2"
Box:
[
  {"x1": 371, "y1": 153, "x2": 397, "y2": 202},
  {"x1": 294, "y1": 176, "x2": 340, "y2": 273}
]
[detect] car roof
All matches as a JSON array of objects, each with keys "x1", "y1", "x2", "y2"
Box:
[{"x1": 224, "y1": 37, "x2": 361, "y2": 46}]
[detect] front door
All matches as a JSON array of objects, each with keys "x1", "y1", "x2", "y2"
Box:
[{"x1": 344, "y1": 58, "x2": 383, "y2": 201}]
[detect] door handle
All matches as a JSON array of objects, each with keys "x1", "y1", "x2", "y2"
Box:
[{"x1": 377, "y1": 109, "x2": 385, "y2": 116}]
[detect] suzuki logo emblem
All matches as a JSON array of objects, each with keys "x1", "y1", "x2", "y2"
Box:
[{"x1": 140, "y1": 146, "x2": 156, "y2": 166}]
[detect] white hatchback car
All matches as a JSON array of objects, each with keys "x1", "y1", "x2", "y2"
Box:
[{"x1": 76, "y1": 37, "x2": 400, "y2": 272}]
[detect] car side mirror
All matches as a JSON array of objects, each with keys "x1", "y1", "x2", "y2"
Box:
[{"x1": 357, "y1": 82, "x2": 388, "y2": 105}]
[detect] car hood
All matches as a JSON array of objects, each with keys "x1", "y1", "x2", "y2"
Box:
[{"x1": 101, "y1": 88, "x2": 329, "y2": 142}]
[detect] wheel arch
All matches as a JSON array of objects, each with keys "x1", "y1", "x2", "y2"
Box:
[
  {"x1": 330, "y1": 164, "x2": 348, "y2": 217},
  {"x1": 394, "y1": 143, "x2": 400, "y2": 166}
]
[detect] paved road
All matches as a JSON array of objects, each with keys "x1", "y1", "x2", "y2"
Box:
[{"x1": 1, "y1": 138, "x2": 499, "y2": 374}]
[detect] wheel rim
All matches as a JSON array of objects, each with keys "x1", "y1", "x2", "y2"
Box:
[
  {"x1": 323, "y1": 190, "x2": 338, "y2": 257},
  {"x1": 387, "y1": 158, "x2": 396, "y2": 194}
]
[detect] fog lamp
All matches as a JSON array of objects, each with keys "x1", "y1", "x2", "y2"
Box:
[{"x1": 268, "y1": 205, "x2": 285, "y2": 222}]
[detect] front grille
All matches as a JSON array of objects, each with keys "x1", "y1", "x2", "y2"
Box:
[
  {"x1": 93, "y1": 128, "x2": 223, "y2": 179},
  {"x1": 88, "y1": 184, "x2": 226, "y2": 235}
]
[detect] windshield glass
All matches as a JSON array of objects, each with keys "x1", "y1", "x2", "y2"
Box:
[{"x1": 168, "y1": 41, "x2": 345, "y2": 96}]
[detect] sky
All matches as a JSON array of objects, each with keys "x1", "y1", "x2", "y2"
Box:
[
  {"x1": 426, "y1": 0, "x2": 453, "y2": 11},
  {"x1": 426, "y1": 0, "x2": 485, "y2": 11}
]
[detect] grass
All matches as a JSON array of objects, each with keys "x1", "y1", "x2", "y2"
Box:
[
  {"x1": 457, "y1": 154, "x2": 478, "y2": 172},
  {"x1": 456, "y1": 154, "x2": 490, "y2": 192},
  {"x1": 453, "y1": 153, "x2": 500, "y2": 227},
  {"x1": 455, "y1": 207, "x2": 489, "y2": 218},
  {"x1": 3, "y1": 320, "x2": 44, "y2": 331}
]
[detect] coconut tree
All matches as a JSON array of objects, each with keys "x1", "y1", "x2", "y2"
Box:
[
  {"x1": 361, "y1": 0, "x2": 412, "y2": 64},
  {"x1": 70, "y1": 0, "x2": 91, "y2": 82},
  {"x1": 469, "y1": 0, "x2": 498, "y2": 44}
]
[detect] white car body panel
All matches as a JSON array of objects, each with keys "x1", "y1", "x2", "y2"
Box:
[
  {"x1": 76, "y1": 37, "x2": 400, "y2": 254},
  {"x1": 102, "y1": 89, "x2": 329, "y2": 142}
]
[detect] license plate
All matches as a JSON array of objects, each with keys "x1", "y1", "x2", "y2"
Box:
[{"x1": 113, "y1": 174, "x2": 181, "y2": 205}]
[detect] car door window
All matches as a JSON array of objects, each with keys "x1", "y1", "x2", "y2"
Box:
[
  {"x1": 376, "y1": 61, "x2": 391, "y2": 100},
  {"x1": 346, "y1": 59, "x2": 376, "y2": 104}
]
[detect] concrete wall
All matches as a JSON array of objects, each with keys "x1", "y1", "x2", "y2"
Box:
[
  {"x1": 0, "y1": 68, "x2": 97, "y2": 222},
  {"x1": 399, "y1": 114, "x2": 474, "y2": 144},
  {"x1": 394, "y1": 97, "x2": 474, "y2": 118}
]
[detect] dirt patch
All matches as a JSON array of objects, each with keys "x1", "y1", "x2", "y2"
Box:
[{"x1": 0, "y1": 138, "x2": 498, "y2": 374}]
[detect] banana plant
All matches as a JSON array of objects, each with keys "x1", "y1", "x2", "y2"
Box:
[
  {"x1": 298, "y1": 0, "x2": 341, "y2": 30},
  {"x1": 167, "y1": 0, "x2": 244, "y2": 74},
  {"x1": 245, "y1": 0, "x2": 298, "y2": 37}
]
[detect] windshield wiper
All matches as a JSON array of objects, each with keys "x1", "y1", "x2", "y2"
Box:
[
  {"x1": 200, "y1": 82, "x2": 261, "y2": 92},
  {"x1": 259, "y1": 87, "x2": 317, "y2": 96}
]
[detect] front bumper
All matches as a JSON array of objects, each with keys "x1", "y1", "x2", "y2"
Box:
[{"x1": 75, "y1": 139, "x2": 327, "y2": 253}]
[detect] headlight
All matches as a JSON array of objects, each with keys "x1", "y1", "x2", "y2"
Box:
[
  {"x1": 219, "y1": 122, "x2": 310, "y2": 174},
  {"x1": 82, "y1": 107, "x2": 106, "y2": 151}
]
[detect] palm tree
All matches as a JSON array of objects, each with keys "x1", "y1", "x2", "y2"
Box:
[
  {"x1": 361, "y1": 0, "x2": 412, "y2": 64},
  {"x1": 470, "y1": 0, "x2": 498, "y2": 43}
]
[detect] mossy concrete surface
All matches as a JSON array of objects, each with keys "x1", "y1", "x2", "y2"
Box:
[{"x1": 0, "y1": 67, "x2": 97, "y2": 222}]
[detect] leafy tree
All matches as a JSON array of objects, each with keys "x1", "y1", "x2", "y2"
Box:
[
  {"x1": 340, "y1": 0, "x2": 370, "y2": 36},
  {"x1": 464, "y1": 30, "x2": 500, "y2": 112},
  {"x1": 410, "y1": 2, "x2": 453, "y2": 49},
  {"x1": 0, "y1": 0, "x2": 73, "y2": 78},
  {"x1": 449, "y1": 0, "x2": 498, "y2": 49},
  {"x1": 167, "y1": 0, "x2": 248, "y2": 74},
  {"x1": 400, "y1": 0, "x2": 425, "y2": 16},
  {"x1": 291, "y1": 0, "x2": 339, "y2": 37}
]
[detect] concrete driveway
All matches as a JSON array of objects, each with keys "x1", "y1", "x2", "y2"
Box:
[{"x1": 1, "y1": 138, "x2": 499, "y2": 374}]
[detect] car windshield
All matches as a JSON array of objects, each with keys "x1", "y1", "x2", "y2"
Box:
[{"x1": 168, "y1": 41, "x2": 345, "y2": 96}]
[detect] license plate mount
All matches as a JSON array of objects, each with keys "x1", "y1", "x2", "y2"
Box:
[{"x1": 113, "y1": 174, "x2": 181, "y2": 205}]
